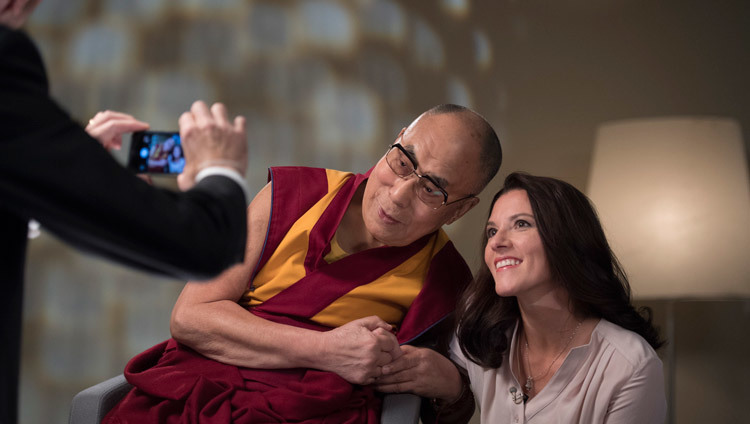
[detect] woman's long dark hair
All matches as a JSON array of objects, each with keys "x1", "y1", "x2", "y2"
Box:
[{"x1": 456, "y1": 172, "x2": 664, "y2": 368}]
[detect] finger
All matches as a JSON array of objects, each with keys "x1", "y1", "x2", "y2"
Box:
[
  {"x1": 106, "y1": 135, "x2": 123, "y2": 150},
  {"x1": 376, "y1": 351, "x2": 393, "y2": 367},
  {"x1": 190, "y1": 100, "x2": 212, "y2": 127},
  {"x1": 388, "y1": 342, "x2": 405, "y2": 360},
  {"x1": 88, "y1": 116, "x2": 149, "y2": 134},
  {"x1": 210, "y1": 103, "x2": 230, "y2": 127},
  {"x1": 372, "y1": 327, "x2": 399, "y2": 353},
  {"x1": 178, "y1": 111, "x2": 196, "y2": 141},
  {"x1": 234, "y1": 115, "x2": 246, "y2": 132},
  {"x1": 177, "y1": 172, "x2": 194, "y2": 191},
  {"x1": 388, "y1": 344, "x2": 413, "y2": 362},
  {"x1": 88, "y1": 111, "x2": 142, "y2": 134},
  {"x1": 398, "y1": 345, "x2": 418, "y2": 355},
  {"x1": 373, "y1": 381, "x2": 409, "y2": 393},
  {"x1": 358, "y1": 316, "x2": 392, "y2": 332},
  {"x1": 364, "y1": 365, "x2": 384, "y2": 386},
  {"x1": 372, "y1": 333, "x2": 399, "y2": 359},
  {"x1": 375, "y1": 367, "x2": 410, "y2": 385},
  {"x1": 110, "y1": 119, "x2": 149, "y2": 133},
  {"x1": 11, "y1": 0, "x2": 28, "y2": 13},
  {"x1": 90, "y1": 110, "x2": 138, "y2": 124},
  {"x1": 372, "y1": 327, "x2": 393, "y2": 340},
  {"x1": 382, "y1": 353, "x2": 416, "y2": 375},
  {"x1": 1, "y1": 0, "x2": 38, "y2": 28},
  {"x1": 88, "y1": 119, "x2": 149, "y2": 144},
  {"x1": 136, "y1": 174, "x2": 153, "y2": 185},
  {"x1": 178, "y1": 110, "x2": 194, "y2": 129}
]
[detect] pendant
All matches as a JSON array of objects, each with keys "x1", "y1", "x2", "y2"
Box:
[
  {"x1": 510, "y1": 387, "x2": 525, "y2": 404},
  {"x1": 525, "y1": 376, "x2": 534, "y2": 393}
]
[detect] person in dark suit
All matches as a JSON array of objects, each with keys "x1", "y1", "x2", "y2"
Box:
[{"x1": 1, "y1": 1, "x2": 250, "y2": 422}]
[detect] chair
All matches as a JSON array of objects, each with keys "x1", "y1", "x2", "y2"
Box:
[{"x1": 68, "y1": 374, "x2": 421, "y2": 424}]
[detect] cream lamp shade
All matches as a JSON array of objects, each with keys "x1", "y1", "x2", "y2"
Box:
[{"x1": 587, "y1": 117, "x2": 750, "y2": 298}]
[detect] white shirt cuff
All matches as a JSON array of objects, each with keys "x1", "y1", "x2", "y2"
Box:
[{"x1": 195, "y1": 166, "x2": 249, "y2": 204}]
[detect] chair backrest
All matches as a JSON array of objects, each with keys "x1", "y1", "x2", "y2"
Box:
[
  {"x1": 381, "y1": 393, "x2": 421, "y2": 424},
  {"x1": 68, "y1": 374, "x2": 132, "y2": 424}
]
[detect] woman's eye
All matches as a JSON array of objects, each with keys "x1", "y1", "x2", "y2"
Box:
[
  {"x1": 486, "y1": 228, "x2": 497, "y2": 238},
  {"x1": 515, "y1": 220, "x2": 531, "y2": 228}
]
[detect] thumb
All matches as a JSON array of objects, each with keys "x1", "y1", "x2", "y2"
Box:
[
  {"x1": 177, "y1": 173, "x2": 194, "y2": 191},
  {"x1": 390, "y1": 343, "x2": 406, "y2": 360}
]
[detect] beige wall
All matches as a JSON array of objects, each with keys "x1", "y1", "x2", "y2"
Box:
[{"x1": 19, "y1": 0, "x2": 749, "y2": 422}]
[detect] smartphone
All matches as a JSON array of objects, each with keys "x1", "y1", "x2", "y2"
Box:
[{"x1": 127, "y1": 131, "x2": 185, "y2": 174}]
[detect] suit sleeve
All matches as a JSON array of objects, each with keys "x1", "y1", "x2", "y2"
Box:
[{"x1": 0, "y1": 27, "x2": 247, "y2": 281}]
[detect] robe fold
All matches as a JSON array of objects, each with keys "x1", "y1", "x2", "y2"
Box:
[{"x1": 104, "y1": 167, "x2": 472, "y2": 423}]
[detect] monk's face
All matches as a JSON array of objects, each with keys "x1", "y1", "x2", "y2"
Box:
[{"x1": 362, "y1": 112, "x2": 482, "y2": 247}]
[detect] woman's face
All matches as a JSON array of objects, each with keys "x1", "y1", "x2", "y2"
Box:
[
  {"x1": 173, "y1": 145, "x2": 182, "y2": 158},
  {"x1": 484, "y1": 189, "x2": 556, "y2": 299}
]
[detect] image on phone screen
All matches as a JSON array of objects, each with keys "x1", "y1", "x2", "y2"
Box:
[{"x1": 127, "y1": 131, "x2": 184, "y2": 174}]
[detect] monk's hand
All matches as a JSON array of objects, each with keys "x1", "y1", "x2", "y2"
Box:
[
  {"x1": 319, "y1": 316, "x2": 402, "y2": 385},
  {"x1": 373, "y1": 345, "x2": 464, "y2": 402}
]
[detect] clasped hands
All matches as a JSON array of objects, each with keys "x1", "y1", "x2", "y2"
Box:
[
  {"x1": 320, "y1": 316, "x2": 463, "y2": 403},
  {"x1": 84, "y1": 100, "x2": 247, "y2": 191}
]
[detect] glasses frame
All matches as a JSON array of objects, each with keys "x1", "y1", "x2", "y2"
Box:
[{"x1": 386, "y1": 142, "x2": 476, "y2": 210}]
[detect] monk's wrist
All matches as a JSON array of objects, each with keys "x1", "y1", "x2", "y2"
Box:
[
  {"x1": 438, "y1": 364, "x2": 466, "y2": 404},
  {"x1": 293, "y1": 329, "x2": 328, "y2": 370}
]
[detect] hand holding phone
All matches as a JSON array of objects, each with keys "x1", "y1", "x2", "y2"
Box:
[
  {"x1": 127, "y1": 131, "x2": 185, "y2": 174},
  {"x1": 85, "y1": 110, "x2": 149, "y2": 150},
  {"x1": 177, "y1": 101, "x2": 247, "y2": 190}
]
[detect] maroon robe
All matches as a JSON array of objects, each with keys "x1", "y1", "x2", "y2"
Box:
[{"x1": 104, "y1": 167, "x2": 472, "y2": 423}]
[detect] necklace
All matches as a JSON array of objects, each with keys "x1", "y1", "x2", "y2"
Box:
[{"x1": 522, "y1": 320, "x2": 582, "y2": 394}]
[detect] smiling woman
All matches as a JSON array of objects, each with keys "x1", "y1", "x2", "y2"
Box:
[
  {"x1": 446, "y1": 172, "x2": 667, "y2": 423},
  {"x1": 483, "y1": 189, "x2": 555, "y2": 300}
]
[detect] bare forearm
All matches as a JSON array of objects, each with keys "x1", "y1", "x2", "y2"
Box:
[
  {"x1": 171, "y1": 300, "x2": 323, "y2": 370},
  {"x1": 172, "y1": 302, "x2": 398, "y2": 384}
]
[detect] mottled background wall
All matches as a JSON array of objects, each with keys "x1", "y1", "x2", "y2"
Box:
[{"x1": 19, "y1": 0, "x2": 749, "y2": 423}]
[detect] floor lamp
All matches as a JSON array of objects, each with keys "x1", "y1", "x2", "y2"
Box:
[{"x1": 586, "y1": 117, "x2": 750, "y2": 424}]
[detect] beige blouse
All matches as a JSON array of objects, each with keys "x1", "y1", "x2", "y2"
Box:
[{"x1": 450, "y1": 319, "x2": 666, "y2": 423}]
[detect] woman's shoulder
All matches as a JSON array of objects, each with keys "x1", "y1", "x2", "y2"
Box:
[{"x1": 591, "y1": 319, "x2": 662, "y2": 371}]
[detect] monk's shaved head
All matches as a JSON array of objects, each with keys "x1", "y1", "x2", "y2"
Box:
[{"x1": 421, "y1": 104, "x2": 502, "y2": 192}]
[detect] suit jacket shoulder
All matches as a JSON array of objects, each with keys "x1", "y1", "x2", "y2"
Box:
[{"x1": 0, "y1": 26, "x2": 247, "y2": 280}]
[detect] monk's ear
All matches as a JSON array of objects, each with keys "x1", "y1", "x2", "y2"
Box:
[
  {"x1": 395, "y1": 127, "x2": 406, "y2": 142},
  {"x1": 445, "y1": 197, "x2": 480, "y2": 225}
]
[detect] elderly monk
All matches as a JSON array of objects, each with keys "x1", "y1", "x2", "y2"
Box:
[{"x1": 104, "y1": 104, "x2": 502, "y2": 424}]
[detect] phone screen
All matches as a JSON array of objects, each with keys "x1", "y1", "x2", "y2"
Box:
[{"x1": 127, "y1": 131, "x2": 184, "y2": 174}]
